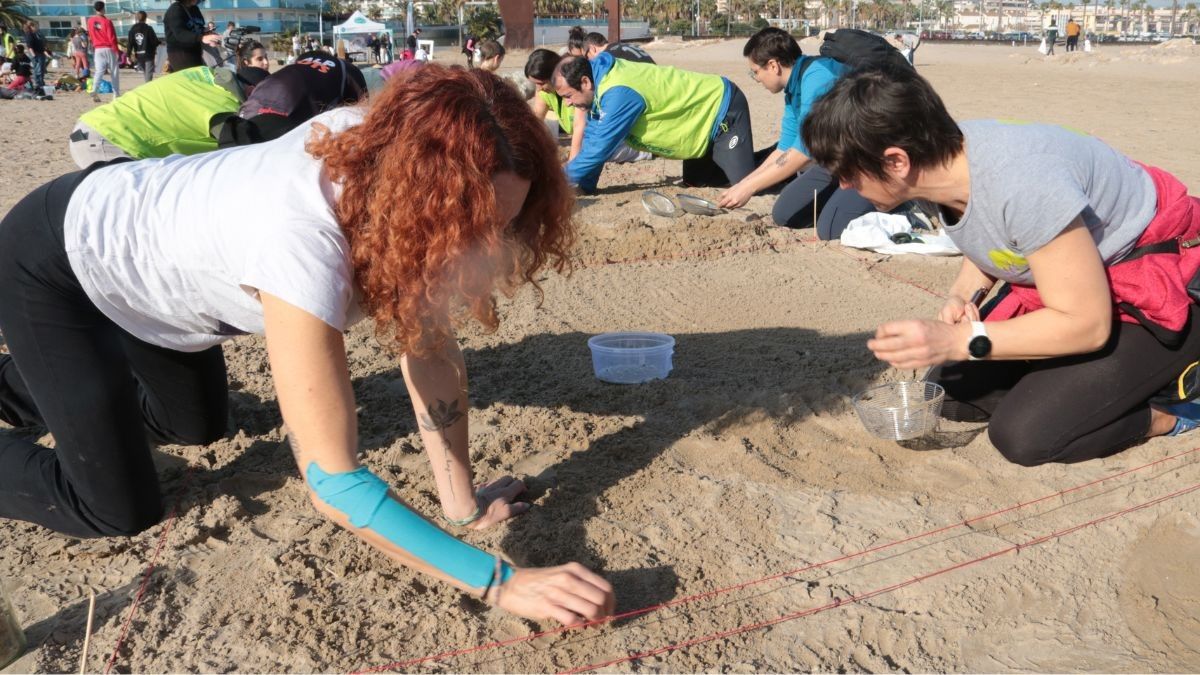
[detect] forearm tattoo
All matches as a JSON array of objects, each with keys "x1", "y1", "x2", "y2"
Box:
[
  {"x1": 419, "y1": 399, "x2": 465, "y2": 499},
  {"x1": 288, "y1": 433, "x2": 304, "y2": 469},
  {"x1": 774, "y1": 151, "x2": 790, "y2": 167}
]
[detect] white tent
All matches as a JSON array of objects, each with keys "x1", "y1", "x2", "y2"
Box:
[{"x1": 332, "y1": 11, "x2": 394, "y2": 62}]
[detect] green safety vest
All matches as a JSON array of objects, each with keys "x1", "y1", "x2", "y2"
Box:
[
  {"x1": 594, "y1": 58, "x2": 726, "y2": 160},
  {"x1": 79, "y1": 67, "x2": 241, "y2": 159},
  {"x1": 2, "y1": 33, "x2": 14, "y2": 59},
  {"x1": 538, "y1": 90, "x2": 574, "y2": 134}
]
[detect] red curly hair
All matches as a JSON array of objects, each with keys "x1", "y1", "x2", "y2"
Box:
[{"x1": 308, "y1": 65, "x2": 575, "y2": 356}]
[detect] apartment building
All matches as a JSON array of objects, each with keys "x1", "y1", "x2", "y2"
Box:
[{"x1": 26, "y1": 0, "x2": 321, "y2": 39}]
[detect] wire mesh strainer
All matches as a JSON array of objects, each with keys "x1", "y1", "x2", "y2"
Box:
[{"x1": 852, "y1": 381, "x2": 945, "y2": 441}]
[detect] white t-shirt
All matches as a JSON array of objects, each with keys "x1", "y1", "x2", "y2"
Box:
[{"x1": 63, "y1": 106, "x2": 368, "y2": 352}]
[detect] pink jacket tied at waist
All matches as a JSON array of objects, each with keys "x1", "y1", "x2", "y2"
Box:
[{"x1": 987, "y1": 164, "x2": 1200, "y2": 338}]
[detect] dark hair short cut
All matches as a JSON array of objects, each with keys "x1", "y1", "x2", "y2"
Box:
[
  {"x1": 556, "y1": 55, "x2": 593, "y2": 90},
  {"x1": 93, "y1": 1, "x2": 105, "y2": 11},
  {"x1": 802, "y1": 68, "x2": 964, "y2": 182},
  {"x1": 567, "y1": 26, "x2": 587, "y2": 53},
  {"x1": 524, "y1": 48, "x2": 560, "y2": 80},
  {"x1": 743, "y1": 27, "x2": 802, "y2": 67},
  {"x1": 238, "y1": 39, "x2": 265, "y2": 63},
  {"x1": 136, "y1": 10, "x2": 146, "y2": 20},
  {"x1": 586, "y1": 32, "x2": 607, "y2": 47},
  {"x1": 478, "y1": 39, "x2": 505, "y2": 61}
]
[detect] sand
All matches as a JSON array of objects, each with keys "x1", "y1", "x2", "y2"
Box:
[{"x1": 3, "y1": 39, "x2": 1200, "y2": 673}]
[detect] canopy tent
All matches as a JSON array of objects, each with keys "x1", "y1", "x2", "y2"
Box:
[{"x1": 332, "y1": 11, "x2": 394, "y2": 62}]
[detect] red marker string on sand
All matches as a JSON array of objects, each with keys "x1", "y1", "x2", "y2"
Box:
[
  {"x1": 354, "y1": 446, "x2": 1200, "y2": 673},
  {"x1": 584, "y1": 228, "x2": 946, "y2": 301},
  {"x1": 563, "y1": 480, "x2": 1200, "y2": 674},
  {"x1": 103, "y1": 466, "x2": 194, "y2": 674}
]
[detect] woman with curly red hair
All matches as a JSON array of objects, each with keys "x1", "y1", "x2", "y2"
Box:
[{"x1": 0, "y1": 66, "x2": 614, "y2": 624}]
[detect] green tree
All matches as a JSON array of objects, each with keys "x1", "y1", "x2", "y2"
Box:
[
  {"x1": 820, "y1": 0, "x2": 839, "y2": 27},
  {"x1": 464, "y1": 3, "x2": 502, "y2": 39},
  {"x1": 933, "y1": 0, "x2": 954, "y2": 27},
  {"x1": 0, "y1": 0, "x2": 31, "y2": 30}
]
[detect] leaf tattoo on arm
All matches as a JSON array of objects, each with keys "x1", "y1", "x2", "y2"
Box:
[
  {"x1": 419, "y1": 399, "x2": 465, "y2": 431},
  {"x1": 419, "y1": 399, "x2": 466, "y2": 499}
]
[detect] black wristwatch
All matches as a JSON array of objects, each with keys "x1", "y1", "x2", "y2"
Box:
[{"x1": 968, "y1": 321, "x2": 992, "y2": 360}]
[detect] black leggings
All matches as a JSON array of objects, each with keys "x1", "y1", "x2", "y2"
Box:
[
  {"x1": 929, "y1": 305, "x2": 1200, "y2": 466},
  {"x1": 681, "y1": 83, "x2": 756, "y2": 188},
  {"x1": 772, "y1": 163, "x2": 875, "y2": 240},
  {"x1": 0, "y1": 170, "x2": 228, "y2": 537}
]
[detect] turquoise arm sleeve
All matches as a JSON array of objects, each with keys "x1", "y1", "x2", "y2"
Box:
[{"x1": 306, "y1": 463, "x2": 514, "y2": 590}]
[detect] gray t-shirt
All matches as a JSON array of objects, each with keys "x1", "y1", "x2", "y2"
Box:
[{"x1": 942, "y1": 120, "x2": 1157, "y2": 285}]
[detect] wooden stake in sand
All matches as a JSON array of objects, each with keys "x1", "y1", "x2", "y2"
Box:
[
  {"x1": 813, "y1": 189, "x2": 819, "y2": 248},
  {"x1": 80, "y1": 591, "x2": 95, "y2": 674}
]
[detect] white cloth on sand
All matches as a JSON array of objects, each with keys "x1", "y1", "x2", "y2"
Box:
[{"x1": 840, "y1": 212, "x2": 961, "y2": 256}]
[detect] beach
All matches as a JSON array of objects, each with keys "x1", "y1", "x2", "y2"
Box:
[{"x1": 2, "y1": 37, "x2": 1200, "y2": 672}]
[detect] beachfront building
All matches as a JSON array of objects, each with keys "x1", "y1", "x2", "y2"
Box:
[
  {"x1": 24, "y1": 0, "x2": 322, "y2": 39},
  {"x1": 935, "y1": 0, "x2": 1194, "y2": 36}
]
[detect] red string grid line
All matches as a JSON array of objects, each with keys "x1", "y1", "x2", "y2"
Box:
[
  {"x1": 104, "y1": 466, "x2": 194, "y2": 674},
  {"x1": 583, "y1": 229, "x2": 948, "y2": 302},
  {"x1": 354, "y1": 446, "x2": 1200, "y2": 673},
  {"x1": 562, "y1": 479, "x2": 1200, "y2": 673}
]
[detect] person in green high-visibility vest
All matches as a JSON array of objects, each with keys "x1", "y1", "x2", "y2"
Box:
[
  {"x1": 554, "y1": 52, "x2": 757, "y2": 193},
  {"x1": 68, "y1": 65, "x2": 249, "y2": 168}
]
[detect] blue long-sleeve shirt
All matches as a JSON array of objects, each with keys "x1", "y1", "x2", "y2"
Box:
[
  {"x1": 779, "y1": 55, "x2": 847, "y2": 157},
  {"x1": 565, "y1": 52, "x2": 733, "y2": 193},
  {"x1": 564, "y1": 53, "x2": 644, "y2": 193}
]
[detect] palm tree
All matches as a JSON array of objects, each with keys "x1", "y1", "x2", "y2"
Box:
[
  {"x1": 837, "y1": 0, "x2": 854, "y2": 27},
  {"x1": 0, "y1": 0, "x2": 31, "y2": 29},
  {"x1": 933, "y1": 0, "x2": 954, "y2": 28},
  {"x1": 1169, "y1": 0, "x2": 1180, "y2": 33},
  {"x1": 821, "y1": 0, "x2": 839, "y2": 27}
]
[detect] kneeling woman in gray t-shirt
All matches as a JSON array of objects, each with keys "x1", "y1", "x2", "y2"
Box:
[
  {"x1": 0, "y1": 65, "x2": 613, "y2": 625},
  {"x1": 802, "y1": 68, "x2": 1200, "y2": 467}
]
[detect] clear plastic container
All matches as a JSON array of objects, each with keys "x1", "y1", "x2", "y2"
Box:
[
  {"x1": 587, "y1": 332, "x2": 675, "y2": 384},
  {"x1": 0, "y1": 584, "x2": 25, "y2": 670},
  {"x1": 852, "y1": 381, "x2": 945, "y2": 441}
]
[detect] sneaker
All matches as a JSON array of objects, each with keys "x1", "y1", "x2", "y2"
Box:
[{"x1": 1162, "y1": 399, "x2": 1200, "y2": 436}]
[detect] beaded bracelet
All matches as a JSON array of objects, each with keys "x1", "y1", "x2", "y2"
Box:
[
  {"x1": 480, "y1": 554, "x2": 504, "y2": 604},
  {"x1": 443, "y1": 504, "x2": 482, "y2": 527}
]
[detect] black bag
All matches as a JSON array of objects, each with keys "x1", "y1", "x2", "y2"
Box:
[
  {"x1": 817, "y1": 28, "x2": 914, "y2": 75},
  {"x1": 1150, "y1": 361, "x2": 1200, "y2": 406}
]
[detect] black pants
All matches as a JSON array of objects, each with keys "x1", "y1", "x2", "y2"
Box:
[
  {"x1": 772, "y1": 163, "x2": 875, "y2": 240},
  {"x1": 167, "y1": 47, "x2": 204, "y2": 73},
  {"x1": 1066, "y1": 35, "x2": 1079, "y2": 51},
  {"x1": 0, "y1": 170, "x2": 228, "y2": 537},
  {"x1": 681, "y1": 83, "x2": 756, "y2": 188},
  {"x1": 929, "y1": 305, "x2": 1200, "y2": 466}
]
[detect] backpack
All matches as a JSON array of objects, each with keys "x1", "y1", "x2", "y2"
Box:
[{"x1": 814, "y1": 29, "x2": 914, "y2": 75}]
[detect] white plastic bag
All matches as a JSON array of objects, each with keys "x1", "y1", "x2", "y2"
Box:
[
  {"x1": 1037, "y1": 37, "x2": 1049, "y2": 55},
  {"x1": 1083, "y1": 38, "x2": 1093, "y2": 52}
]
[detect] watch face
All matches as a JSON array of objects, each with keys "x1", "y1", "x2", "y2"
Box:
[{"x1": 969, "y1": 335, "x2": 992, "y2": 359}]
